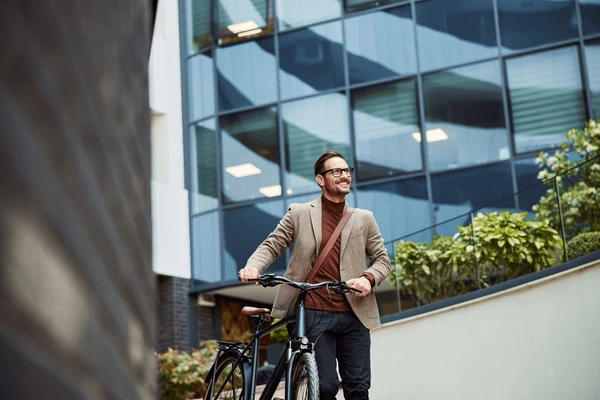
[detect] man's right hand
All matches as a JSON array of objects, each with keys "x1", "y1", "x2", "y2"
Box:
[{"x1": 238, "y1": 267, "x2": 259, "y2": 283}]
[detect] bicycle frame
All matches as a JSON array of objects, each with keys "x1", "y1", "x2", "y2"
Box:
[{"x1": 208, "y1": 289, "x2": 313, "y2": 400}]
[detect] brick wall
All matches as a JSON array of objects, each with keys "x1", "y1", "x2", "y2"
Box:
[
  {"x1": 197, "y1": 304, "x2": 216, "y2": 343},
  {"x1": 0, "y1": 1, "x2": 155, "y2": 399},
  {"x1": 157, "y1": 275, "x2": 191, "y2": 352}
]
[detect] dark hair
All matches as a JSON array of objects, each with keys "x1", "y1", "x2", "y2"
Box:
[{"x1": 314, "y1": 150, "x2": 345, "y2": 176}]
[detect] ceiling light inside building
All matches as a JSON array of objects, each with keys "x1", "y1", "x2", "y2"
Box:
[
  {"x1": 411, "y1": 128, "x2": 449, "y2": 143},
  {"x1": 228, "y1": 21, "x2": 259, "y2": 34},
  {"x1": 238, "y1": 28, "x2": 262, "y2": 37},
  {"x1": 259, "y1": 185, "x2": 282, "y2": 197},
  {"x1": 225, "y1": 163, "x2": 262, "y2": 178}
]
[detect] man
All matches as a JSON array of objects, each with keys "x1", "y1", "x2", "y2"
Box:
[{"x1": 239, "y1": 150, "x2": 391, "y2": 400}]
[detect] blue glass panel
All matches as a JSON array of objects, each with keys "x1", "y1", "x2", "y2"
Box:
[
  {"x1": 357, "y1": 177, "x2": 430, "y2": 244},
  {"x1": 431, "y1": 162, "x2": 515, "y2": 236},
  {"x1": 216, "y1": 0, "x2": 274, "y2": 43},
  {"x1": 506, "y1": 46, "x2": 585, "y2": 154},
  {"x1": 189, "y1": 52, "x2": 215, "y2": 122},
  {"x1": 277, "y1": 0, "x2": 341, "y2": 30},
  {"x1": 190, "y1": 0, "x2": 212, "y2": 52},
  {"x1": 345, "y1": 0, "x2": 406, "y2": 14},
  {"x1": 352, "y1": 79, "x2": 422, "y2": 181},
  {"x1": 279, "y1": 21, "x2": 345, "y2": 100},
  {"x1": 223, "y1": 200, "x2": 286, "y2": 279},
  {"x1": 415, "y1": 0, "x2": 497, "y2": 72},
  {"x1": 585, "y1": 39, "x2": 600, "y2": 119},
  {"x1": 217, "y1": 38, "x2": 277, "y2": 111},
  {"x1": 423, "y1": 60, "x2": 510, "y2": 171},
  {"x1": 282, "y1": 93, "x2": 352, "y2": 195},
  {"x1": 192, "y1": 211, "x2": 222, "y2": 283},
  {"x1": 580, "y1": 1, "x2": 600, "y2": 36},
  {"x1": 345, "y1": 5, "x2": 417, "y2": 85},
  {"x1": 220, "y1": 107, "x2": 281, "y2": 203},
  {"x1": 498, "y1": 0, "x2": 578, "y2": 53},
  {"x1": 514, "y1": 157, "x2": 547, "y2": 212},
  {"x1": 191, "y1": 119, "x2": 219, "y2": 213}
]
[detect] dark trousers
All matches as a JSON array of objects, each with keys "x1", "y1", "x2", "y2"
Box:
[{"x1": 305, "y1": 309, "x2": 371, "y2": 400}]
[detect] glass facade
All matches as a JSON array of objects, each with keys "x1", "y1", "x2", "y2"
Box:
[{"x1": 181, "y1": 0, "x2": 600, "y2": 285}]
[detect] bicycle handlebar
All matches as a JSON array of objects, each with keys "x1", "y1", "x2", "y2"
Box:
[{"x1": 248, "y1": 274, "x2": 362, "y2": 294}]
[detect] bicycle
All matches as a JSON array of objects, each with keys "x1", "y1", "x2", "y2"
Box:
[{"x1": 201, "y1": 274, "x2": 361, "y2": 400}]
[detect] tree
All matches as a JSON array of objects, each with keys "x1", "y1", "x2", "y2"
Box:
[{"x1": 533, "y1": 120, "x2": 600, "y2": 239}]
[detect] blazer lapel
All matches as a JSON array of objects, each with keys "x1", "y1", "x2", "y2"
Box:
[
  {"x1": 309, "y1": 198, "x2": 322, "y2": 257},
  {"x1": 340, "y1": 204, "x2": 355, "y2": 258}
]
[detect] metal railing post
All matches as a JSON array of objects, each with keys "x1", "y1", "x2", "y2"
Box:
[
  {"x1": 554, "y1": 177, "x2": 569, "y2": 262},
  {"x1": 470, "y1": 212, "x2": 481, "y2": 290}
]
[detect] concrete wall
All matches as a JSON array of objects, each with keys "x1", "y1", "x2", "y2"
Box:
[
  {"x1": 370, "y1": 258, "x2": 600, "y2": 400},
  {"x1": 150, "y1": 0, "x2": 191, "y2": 280},
  {"x1": 0, "y1": 1, "x2": 155, "y2": 399}
]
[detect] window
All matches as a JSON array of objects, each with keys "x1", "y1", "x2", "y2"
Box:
[
  {"x1": 497, "y1": 0, "x2": 578, "y2": 53},
  {"x1": 345, "y1": 0, "x2": 406, "y2": 14},
  {"x1": 345, "y1": 5, "x2": 416, "y2": 85},
  {"x1": 223, "y1": 200, "x2": 286, "y2": 279},
  {"x1": 423, "y1": 60, "x2": 510, "y2": 171},
  {"x1": 352, "y1": 79, "x2": 422, "y2": 181},
  {"x1": 282, "y1": 93, "x2": 352, "y2": 195},
  {"x1": 431, "y1": 162, "x2": 515, "y2": 236},
  {"x1": 188, "y1": 52, "x2": 215, "y2": 122},
  {"x1": 220, "y1": 107, "x2": 281, "y2": 203},
  {"x1": 356, "y1": 177, "x2": 430, "y2": 244},
  {"x1": 415, "y1": 0, "x2": 497, "y2": 72},
  {"x1": 506, "y1": 46, "x2": 585, "y2": 154},
  {"x1": 191, "y1": 211, "x2": 222, "y2": 283},
  {"x1": 216, "y1": 0, "x2": 274, "y2": 44},
  {"x1": 191, "y1": 119, "x2": 219, "y2": 213},
  {"x1": 216, "y1": 38, "x2": 277, "y2": 111},
  {"x1": 278, "y1": 21, "x2": 345, "y2": 100},
  {"x1": 585, "y1": 39, "x2": 600, "y2": 119},
  {"x1": 277, "y1": 0, "x2": 341, "y2": 31},
  {"x1": 190, "y1": 0, "x2": 212, "y2": 52},
  {"x1": 580, "y1": 1, "x2": 600, "y2": 37}
]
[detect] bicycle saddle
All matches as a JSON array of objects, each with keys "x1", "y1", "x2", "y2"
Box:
[{"x1": 241, "y1": 306, "x2": 271, "y2": 320}]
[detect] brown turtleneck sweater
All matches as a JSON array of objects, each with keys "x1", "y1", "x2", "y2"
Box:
[{"x1": 305, "y1": 196, "x2": 352, "y2": 312}]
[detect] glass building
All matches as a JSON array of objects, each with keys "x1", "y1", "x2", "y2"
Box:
[{"x1": 181, "y1": 0, "x2": 600, "y2": 294}]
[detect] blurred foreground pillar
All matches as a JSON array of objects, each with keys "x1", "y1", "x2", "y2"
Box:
[{"x1": 0, "y1": 1, "x2": 156, "y2": 399}]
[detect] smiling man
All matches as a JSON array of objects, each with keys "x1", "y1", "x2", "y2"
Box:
[{"x1": 239, "y1": 150, "x2": 391, "y2": 400}]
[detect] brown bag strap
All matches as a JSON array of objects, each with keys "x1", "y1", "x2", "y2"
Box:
[{"x1": 305, "y1": 209, "x2": 353, "y2": 283}]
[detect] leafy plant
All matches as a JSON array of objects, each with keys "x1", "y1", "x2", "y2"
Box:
[
  {"x1": 534, "y1": 119, "x2": 600, "y2": 239},
  {"x1": 157, "y1": 340, "x2": 218, "y2": 400},
  {"x1": 269, "y1": 318, "x2": 289, "y2": 343},
  {"x1": 457, "y1": 211, "x2": 562, "y2": 286},
  {"x1": 390, "y1": 236, "x2": 473, "y2": 306},
  {"x1": 390, "y1": 211, "x2": 562, "y2": 305},
  {"x1": 567, "y1": 231, "x2": 600, "y2": 260}
]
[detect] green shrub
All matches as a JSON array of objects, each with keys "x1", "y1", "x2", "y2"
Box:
[
  {"x1": 391, "y1": 211, "x2": 562, "y2": 305},
  {"x1": 567, "y1": 232, "x2": 600, "y2": 260},
  {"x1": 157, "y1": 340, "x2": 218, "y2": 400},
  {"x1": 269, "y1": 318, "x2": 289, "y2": 343}
]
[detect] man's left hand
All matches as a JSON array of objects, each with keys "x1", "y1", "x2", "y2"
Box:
[{"x1": 346, "y1": 276, "x2": 371, "y2": 297}]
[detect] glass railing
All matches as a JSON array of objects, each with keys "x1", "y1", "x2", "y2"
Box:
[{"x1": 378, "y1": 155, "x2": 599, "y2": 318}]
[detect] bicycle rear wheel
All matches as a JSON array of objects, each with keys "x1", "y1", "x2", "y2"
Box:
[
  {"x1": 202, "y1": 354, "x2": 245, "y2": 400},
  {"x1": 291, "y1": 352, "x2": 319, "y2": 400}
]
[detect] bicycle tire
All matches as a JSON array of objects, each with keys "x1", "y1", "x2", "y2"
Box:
[
  {"x1": 202, "y1": 354, "x2": 245, "y2": 400},
  {"x1": 291, "y1": 352, "x2": 319, "y2": 400}
]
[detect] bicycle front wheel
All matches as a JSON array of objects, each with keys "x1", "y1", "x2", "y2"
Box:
[
  {"x1": 291, "y1": 352, "x2": 319, "y2": 400},
  {"x1": 202, "y1": 354, "x2": 245, "y2": 400}
]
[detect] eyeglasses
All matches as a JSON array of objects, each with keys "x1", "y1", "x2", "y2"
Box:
[{"x1": 319, "y1": 167, "x2": 354, "y2": 177}]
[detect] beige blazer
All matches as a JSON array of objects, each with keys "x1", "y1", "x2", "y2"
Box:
[{"x1": 245, "y1": 197, "x2": 391, "y2": 330}]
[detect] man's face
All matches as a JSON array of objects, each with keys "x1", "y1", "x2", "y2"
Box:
[{"x1": 316, "y1": 156, "x2": 352, "y2": 198}]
